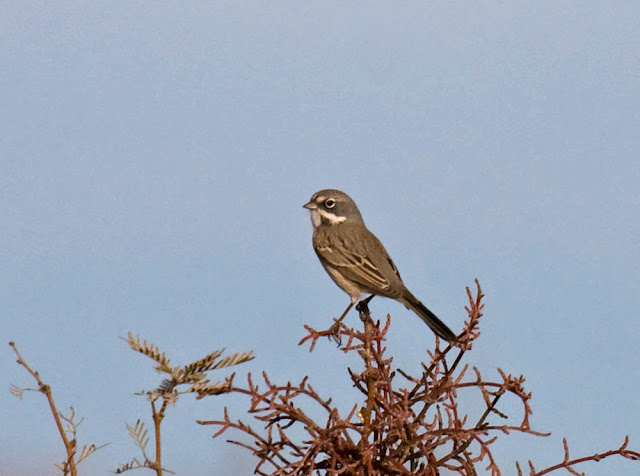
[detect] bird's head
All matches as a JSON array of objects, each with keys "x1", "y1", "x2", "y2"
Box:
[{"x1": 303, "y1": 189, "x2": 364, "y2": 228}]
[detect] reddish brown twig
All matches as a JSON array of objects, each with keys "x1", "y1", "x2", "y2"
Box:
[
  {"x1": 199, "y1": 280, "x2": 640, "y2": 475},
  {"x1": 517, "y1": 436, "x2": 640, "y2": 475}
]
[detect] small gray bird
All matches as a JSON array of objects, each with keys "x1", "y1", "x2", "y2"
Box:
[{"x1": 303, "y1": 189, "x2": 457, "y2": 342}]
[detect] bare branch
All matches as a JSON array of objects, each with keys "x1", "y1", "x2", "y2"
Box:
[{"x1": 197, "y1": 281, "x2": 639, "y2": 475}]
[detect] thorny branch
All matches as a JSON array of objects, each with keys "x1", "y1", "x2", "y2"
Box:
[{"x1": 198, "y1": 279, "x2": 640, "y2": 475}]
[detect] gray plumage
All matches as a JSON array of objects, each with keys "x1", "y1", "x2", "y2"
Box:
[{"x1": 303, "y1": 189, "x2": 457, "y2": 342}]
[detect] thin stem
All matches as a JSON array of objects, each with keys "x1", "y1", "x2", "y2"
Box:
[
  {"x1": 10, "y1": 342, "x2": 77, "y2": 476},
  {"x1": 357, "y1": 300, "x2": 375, "y2": 443},
  {"x1": 534, "y1": 437, "x2": 640, "y2": 476},
  {"x1": 151, "y1": 399, "x2": 168, "y2": 476},
  {"x1": 363, "y1": 319, "x2": 375, "y2": 440}
]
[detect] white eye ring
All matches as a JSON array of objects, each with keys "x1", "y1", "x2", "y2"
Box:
[{"x1": 325, "y1": 198, "x2": 336, "y2": 209}]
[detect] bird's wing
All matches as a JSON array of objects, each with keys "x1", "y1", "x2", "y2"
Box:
[{"x1": 314, "y1": 229, "x2": 392, "y2": 292}]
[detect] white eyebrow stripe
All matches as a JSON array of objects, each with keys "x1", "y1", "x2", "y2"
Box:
[{"x1": 317, "y1": 208, "x2": 346, "y2": 224}]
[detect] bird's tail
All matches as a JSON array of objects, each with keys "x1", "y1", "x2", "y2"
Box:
[{"x1": 399, "y1": 290, "x2": 457, "y2": 342}]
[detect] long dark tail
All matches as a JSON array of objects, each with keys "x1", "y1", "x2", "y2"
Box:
[{"x1": 399, "y1": 290, "x2": 457, "y2": 342}]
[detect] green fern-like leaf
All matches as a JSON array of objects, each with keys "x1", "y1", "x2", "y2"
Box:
[
  {"x1": 115, "y1": 457, "x2": 148, "y2": 474},
  {"x1": 126, "y1": 420, "x2": 149, "y2": 452},
  {"x1": 9, "y1": 384, "x2": 24, "y2": 399},
  {"x1": 77, "y1": 443, "x2": 107, "y2": 464},
  {"x1": 211, "y1": 350, "x2": 254, "y2": 370},
  {"x1": 126, "y1": 333, "x2": 173, "y2": 373},
  {"x1": 188, "y1": 378, "x2": 233, "y2": 396},
  {"x1": 181, "y1": 349, "x2": 225, "y2": 379},
  {"x1": 155, "y1": 378, "x2": 182, "y2": 395}
]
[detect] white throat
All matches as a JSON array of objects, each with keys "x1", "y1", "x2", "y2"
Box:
[{"x1": 310, "y1": 209, "x2": 346, "y2": 227}]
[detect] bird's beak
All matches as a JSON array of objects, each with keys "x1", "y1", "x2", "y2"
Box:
[{"x1": 303, "y1": 201, "x2": 317, "y2": 210}]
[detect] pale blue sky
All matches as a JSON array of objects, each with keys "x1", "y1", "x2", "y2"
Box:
[{"x1": 2, "y1": 2, "x2": 639, "y2": 475}]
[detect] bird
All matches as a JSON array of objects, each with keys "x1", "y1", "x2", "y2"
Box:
[{"x1": 303, "y1": 189, "x2": 457, "y2": 342}]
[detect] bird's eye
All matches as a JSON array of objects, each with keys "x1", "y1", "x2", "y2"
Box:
[{"x1": 325, "y1": 198, "x2": 336, "y2": 209}]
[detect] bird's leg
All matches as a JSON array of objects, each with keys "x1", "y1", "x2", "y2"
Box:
[
  {"x1": 324, "y1": 302, "x2": 354, "y2": 345},
  {"x1": 362, "y1": 293, "x2": 376, "y2": 305},
  {"x1": 336, "y1": 302, "x2": 354, "y2": 323},
  {"x1": 356, "y1": 294, "x2": 376, "y2": 321},
  {"x1": 324, "y1": 296, "x2": 376, "y2": 346}
]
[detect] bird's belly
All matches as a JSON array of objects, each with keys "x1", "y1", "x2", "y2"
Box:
[{"x1": 322, "y1": 264, "x2": 363, "y2": 302}]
